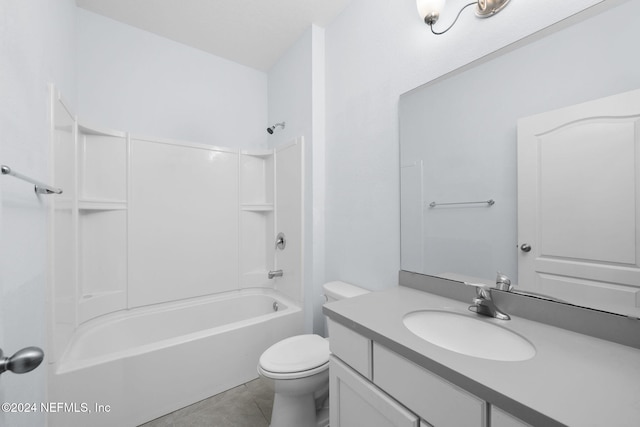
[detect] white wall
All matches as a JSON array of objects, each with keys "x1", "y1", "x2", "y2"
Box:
[
  {"x1": 322, "y1": 0, "x2": 611, "y2": 292},
  {"x1": 267, "y1": 28, "x2": 313, "y2": 150},
  {"x1": 77, "y1": 9, "x2": 268, "y2": 149},
  {"x1": 0, "y1": 0, "x2": 77, "y2": 425}
]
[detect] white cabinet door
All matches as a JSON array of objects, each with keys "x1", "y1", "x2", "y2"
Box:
[
  {"x1": 517, "y1": 88, "x2": 640, "y2": 317},
  {"x1": 330, "y1": 356, "x2": 419, "y2": 427}
]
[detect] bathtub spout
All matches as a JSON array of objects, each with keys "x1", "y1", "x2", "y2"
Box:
[{"x1": 268, "y1": 270, "x2": 283, "y2": 279}]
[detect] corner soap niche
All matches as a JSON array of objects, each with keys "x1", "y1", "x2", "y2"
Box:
[
  {"x1": 77, "y1": 125, "x2": 128, "y2": 323},
  {"x1": 239, "y1": 149, "x2": 275, "y2": 287}
]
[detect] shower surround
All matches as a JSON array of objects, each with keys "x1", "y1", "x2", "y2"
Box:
[{"x1": 48, "y1": 89, "x2": 304, "y2": 426}]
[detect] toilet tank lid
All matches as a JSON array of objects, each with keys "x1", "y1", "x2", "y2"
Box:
[{"x1": 323, "y1": 281, "x2": 370, "y2": 300}]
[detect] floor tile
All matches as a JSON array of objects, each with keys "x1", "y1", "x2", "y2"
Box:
[{"x1": 139, "y1": 379, "x2": 273, "y2": 427}]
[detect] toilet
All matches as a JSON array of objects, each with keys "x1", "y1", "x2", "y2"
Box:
[{"x1": 257, "y1": 281, "x2": 370, "y2": 427}]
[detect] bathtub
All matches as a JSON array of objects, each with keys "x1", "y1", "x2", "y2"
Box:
[{"x1": 48, "y1": 289, "x2": 303, "y2": 427}]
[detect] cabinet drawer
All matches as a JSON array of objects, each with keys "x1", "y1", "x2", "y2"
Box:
[
  {"x1": 328, "y1": 319, "x2": 372, "y2": 379},
  {"x1": 330, "y1": 355, "x2": 419, "y2": 427},
  {"x1": 373, "y1": 343, "x2": 486, "y2": 427},
  {"x1": 491, "y1": 406, "x2": 532, "y2": 427}
]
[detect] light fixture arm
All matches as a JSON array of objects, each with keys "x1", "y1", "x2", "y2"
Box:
[
  {"x1": 476, "y1": 0, "x2": 512, "y2": 18},
  {"x1": 429, "y1": 2, "x2": 476, "y2": 35}
]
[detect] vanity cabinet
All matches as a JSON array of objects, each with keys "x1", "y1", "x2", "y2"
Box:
[
  {"x1": 330, "y1": 356, "x2": 419, "y2": 427},
  {"x1": 328, "y1": 318, "x2": 531, "y2": 427}
]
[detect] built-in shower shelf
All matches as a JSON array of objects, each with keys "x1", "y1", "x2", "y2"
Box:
[
  {"x1": 79, "y1": 199, "x2": 127, "y2": 211},
  {"x1": 240, "y1": 149, "x2": 273, "y2": 158},
  {"x1": 241, "y1": 204, "x2": 273, "y2": 212}
]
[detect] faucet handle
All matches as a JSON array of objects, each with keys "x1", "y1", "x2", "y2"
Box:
[
  {"x1": 463, "y1": 282, "x2": 492, "y2": 298},
  {"x1": 495, "y1": 271, "x2": 512, "y2": 291},
  {"x1": 465, "y1": 279, "x2": 511, "y2": 320}
]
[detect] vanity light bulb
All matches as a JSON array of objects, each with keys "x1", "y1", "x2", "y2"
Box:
[{"x1": 416, "y1": 0, "x2": 446, "y2": 24}]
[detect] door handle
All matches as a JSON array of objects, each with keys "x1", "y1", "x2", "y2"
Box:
[
  {"x1": 520, "y1": 243, "x2": 532, "y2": 253},
  {"x1": 0, "y1": 346, "x2": 44, "y2": 375}
]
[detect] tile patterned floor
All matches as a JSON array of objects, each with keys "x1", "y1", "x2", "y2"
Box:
[{"x1": 139, "y1": 379, "x2": 273, "y2": 427}]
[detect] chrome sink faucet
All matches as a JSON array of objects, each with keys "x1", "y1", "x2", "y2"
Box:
[{"x1": 466, "y1": 272, "x2": 511, "y2": 320}]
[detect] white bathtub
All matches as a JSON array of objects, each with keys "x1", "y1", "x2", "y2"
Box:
[{"x1": 49, "y1": 289, "x2": 303, "y2": 427}]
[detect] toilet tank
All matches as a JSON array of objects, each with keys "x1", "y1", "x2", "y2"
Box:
[{"x1": 323, "y1": 281, "x2": 369, "y2": 302}]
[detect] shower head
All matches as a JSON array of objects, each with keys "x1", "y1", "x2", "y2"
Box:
[{"x1": 267, "y1": 122, "x2": 285, "y2": 134}]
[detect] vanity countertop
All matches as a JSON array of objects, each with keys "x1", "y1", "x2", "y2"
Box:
[{"x1": 323, "y1": 286, "x2": 640, "y2": 427}]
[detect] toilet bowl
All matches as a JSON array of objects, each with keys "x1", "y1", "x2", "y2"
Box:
[
  {"x1": 258, "y1": 334, "x2": 330, "y2": 427},
  {"x1": 257, "y1": 281, "x2": 369, "y2": 427}
]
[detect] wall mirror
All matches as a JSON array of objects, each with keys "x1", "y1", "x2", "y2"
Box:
[{"x1": 399, "y1": 0, "x2": 640, "y2": 317}]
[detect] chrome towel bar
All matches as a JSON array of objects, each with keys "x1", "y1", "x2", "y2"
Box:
[
  {"x1": 1, "y1": 164, "x2": 63, "y2": 195},
  {"x1": 429, "y1": 199, "x2": 494, "y2": 208}
]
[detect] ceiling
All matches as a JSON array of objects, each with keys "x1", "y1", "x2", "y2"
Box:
[{"x1": 76, "y1": 0, "x2": 352, "y2": 72}]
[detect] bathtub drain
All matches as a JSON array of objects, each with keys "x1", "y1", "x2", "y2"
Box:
[{"x1": 273, "y1": 301, "x2": 279, "y2": 312}]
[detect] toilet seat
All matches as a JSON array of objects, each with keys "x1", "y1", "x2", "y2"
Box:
[
  {"x1": 258, "y1": 360, "x2": 329, "y2": 380},
  {"x1": 258, "y1": 334, "x2": 330, "y2": 379}
]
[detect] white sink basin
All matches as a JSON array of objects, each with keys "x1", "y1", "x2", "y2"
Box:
[{"x1": 403, "y1": 310, "x2": 536, "y2": 361}]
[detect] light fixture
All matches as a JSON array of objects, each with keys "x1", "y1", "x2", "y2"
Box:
[{"x1": 417, "y1": 0, "x2": 511, "y2": 35}]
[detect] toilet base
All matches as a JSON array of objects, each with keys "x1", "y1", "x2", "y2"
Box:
[
  {"x1": 270, "y1": 392, "x2": 315, "y2": 427},
  {"x1": 269, "y1": 396, "x2": 329, "y2": 427},
  {"x1": 316, "y1": 406, "x2": 329, "y2": 427},
  {"x1": 260, "y1": 368, "x2": 329, "y2": 427}
]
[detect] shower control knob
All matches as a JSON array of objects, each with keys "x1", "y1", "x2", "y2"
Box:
[
  {"x1": 275, "y1": 232, "x2": 286, "y2": 250},
  {"x1": 0, "y1": 346, "x2": 44, "y2": 375},
  {"x1": 520, "y1": 243, "x2": 532, "y2": 253}
]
